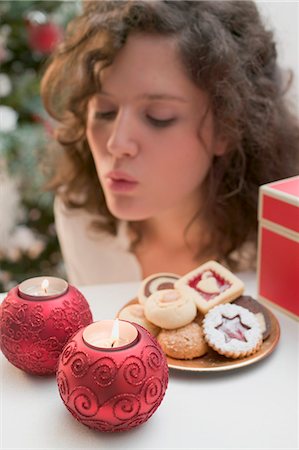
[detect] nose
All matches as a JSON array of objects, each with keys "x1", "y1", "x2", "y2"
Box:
[{"x1": 106, "y1": 110, "x2": 139, "y2": 159}]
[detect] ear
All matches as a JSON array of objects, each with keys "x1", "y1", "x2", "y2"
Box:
[{"x1": 213, "y1": 135, "x2": 229, "y2": 156}]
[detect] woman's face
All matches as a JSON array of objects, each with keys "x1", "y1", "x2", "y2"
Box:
[{"x1": 86, "y1": 33, "x2": 225, "y2": 221}]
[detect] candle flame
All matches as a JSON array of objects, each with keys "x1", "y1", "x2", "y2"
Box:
[
  {"x1": 41, "y1": 279, "x2": 49, "y2": 294},
  {"x1": 111, "y1": 319, "x2": 119, "y2": 347}
]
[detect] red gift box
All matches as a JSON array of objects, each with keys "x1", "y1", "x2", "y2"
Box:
[{"x1": 257, "y1": 176, "x2": 299, "y2": 320}]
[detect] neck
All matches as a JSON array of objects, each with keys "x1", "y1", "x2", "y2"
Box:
[
  {"x1": 135, "y1": 201, "x2": 210, "y2": 255},
  {"x1": 129, "y1": 199, "x2": 218, "y2": 277}
]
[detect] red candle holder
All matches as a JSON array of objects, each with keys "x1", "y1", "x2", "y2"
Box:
[
  {"x1": 0, "y1": 278, "x2": 93, "y2": 375},
  {"x1": 56, "y1": 320, "x2": 169, "y2": 432}
]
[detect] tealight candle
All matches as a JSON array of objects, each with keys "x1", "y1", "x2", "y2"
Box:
[
  {"x1": 0, "y1": 277, "x2": 93, "y2": 375},
  {"x1": 57, "y1": 319, "x2": 169, "y2": 432},
  {"x1": 18, "y1": 276, "x2": 68, "y2": 299},
  {"x1": 83, "y1": 319, "x2": 138, "y2": 349}
]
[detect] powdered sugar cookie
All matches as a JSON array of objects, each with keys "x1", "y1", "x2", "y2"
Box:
[
  {"x1": 157, "y1": 322, "x2": 209, "y2": 360},
  {"x1": 118, "y1": 304, "x2": 160, "y2": 336},
  {"x1": 233, "y1": 295, "x2": 271, "y2": 340},
  {"x1": 175, "y1": 260, "x2": 244, "y2": 314},
  {"x1": 144, "y1": 289, "x2": 197, "y2": 330},
  {"x1": 138, "y1": 272, "x2": 180, "y2": 304},
  {"x1": 202, "y1": 303, "x2": 263, "y2": 359}
]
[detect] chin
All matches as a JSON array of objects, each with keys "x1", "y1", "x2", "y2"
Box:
[
  {"x1": 106, "y1": 199, "x2": 152, "y2": 222},
  {"x1": 109, "y1": 209, "x2": 151, "y2": 222}
]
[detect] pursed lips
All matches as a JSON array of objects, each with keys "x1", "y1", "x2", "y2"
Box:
[
  {"x1": 105, "y1": 170, "x2": 139, "y2": 192},
  {"x1": 106, "y1": 170, "x2": 138, "y2": 183}
]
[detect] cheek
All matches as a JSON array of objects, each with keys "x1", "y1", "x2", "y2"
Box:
[
  {"x1": 150, "y1": 136, "x2": 212, "y2": 193},
  {"x1": 86, "y1": 126, "x2": 106, "y2": 163}
]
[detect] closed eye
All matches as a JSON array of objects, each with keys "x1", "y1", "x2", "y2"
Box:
[
  {"x1": 93, "y1": 111, "x2": 176, "y2": 128},
  {"x1": 146, "y1": 116, "x2": 176, "y2": 128},
  {"x1": 94, "y1": 111, "x2": 116, "y2": 120}
]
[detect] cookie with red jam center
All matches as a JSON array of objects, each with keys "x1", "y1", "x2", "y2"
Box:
[
  {"x1": 233, "y1": 295, "x2": 271, "y2": 340},
  {"x1": 202, "y1": 303, "x2": 263, "y2": 359},
  {"x1": 175, "y1": 261, "x2": 244, "y2": 314}
]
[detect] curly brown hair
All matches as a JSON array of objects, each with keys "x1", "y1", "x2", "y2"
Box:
[{"x1": 41, "y1": 0, "x2": 299, "y2": 270}]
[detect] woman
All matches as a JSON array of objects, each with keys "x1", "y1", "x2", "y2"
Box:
[{"x1": 41, "y1": 1, "x2": 299, "y2": 285}]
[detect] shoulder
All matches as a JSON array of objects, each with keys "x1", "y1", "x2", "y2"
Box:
[
  {"x1": 53, "y1": 195, "x2": 107, "y2": 236},
  {"x1": 54, "y1": 195, "x2": 100, "y2": 221},
  {"x1": 53, "y1": 196, "x2": 142, "y2": 285}
]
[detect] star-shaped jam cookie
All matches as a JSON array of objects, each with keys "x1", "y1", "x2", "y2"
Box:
[
  {"x1": 202, "y1": 304, "x2": 263, "y2": 359},
  {"x1": 216, "y1": 315, "x2": 251, "y2": 343}
]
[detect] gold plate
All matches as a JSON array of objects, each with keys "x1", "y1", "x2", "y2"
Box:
[{"x1": 117, "y1": 298, "x2": 280, "y2": 372}]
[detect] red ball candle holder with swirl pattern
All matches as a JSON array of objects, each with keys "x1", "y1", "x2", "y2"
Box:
[
  {"x1": 56, "y1": 319, "x2": 169, "y2": 432},
  {"x1": 0, "y1": 276, "x2": 93, "y2": 375}
]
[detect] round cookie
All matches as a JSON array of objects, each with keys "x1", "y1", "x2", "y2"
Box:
[
  {"x1": 203, "y1": 303, "x2": 263, "y2": 359},
  {"x1": 233, "y1": 295, "x2": 271, "y2": 340},
  {"x1": 144, "y1": 289, "x2": 197, "y2": 330},
  {"x1": 138, "y1": 272, "x2": 180, "y2": 304},
  {"x1": 157, "y1": 321, "x2": 209, "y2": 360},
  {"x1": 118, "y1": 304, "x2": 160, "y2": 336}
]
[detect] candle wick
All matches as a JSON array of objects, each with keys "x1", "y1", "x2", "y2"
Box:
[{"x1": 111, "y1": 338, "x2": 119, "y2": 348}]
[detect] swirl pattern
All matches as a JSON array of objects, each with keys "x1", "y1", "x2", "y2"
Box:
[
  {"x1": 29, "y1": 306, "x2": 45, "y2": 328},
  {"x1": 70, "y1": 352, "x2": 90, "y2": 377},
  {"x1": 57, "y1": 370, "x2": 70, "y2": 402},
  {"x1": 92, "y1": 357, "x2": 118, "y2": 387},
  {"x1": 144, "y1": 345, "x2": 163, "y2": 370},
  {"x1": 66, "y1": 309, "x2": 81, "y2": 326},
  {"x1": 1, "y1": 335, "x2": 22, "y2": 355},
  {"x1": 61, "y1": 340, "x2": 77, "y2": 365},
  {"x1": 56, "y1": 323, "x2": 168, "y2": 432},
  {"x1": 122, "y1": 356, "x2": 146, "y2": 386},
  {"x1": 112, "y1": 394, "x2": 140, "y2": 421},
  {"x1": 12, "y1": 304, "x2": 28, "y2": 325},
  {"x1": 69, "y1": 386, "x2": 98, "y2": 417},
  {"x1": 143, "y1": 376, "x2": 163, "y2": 405}
]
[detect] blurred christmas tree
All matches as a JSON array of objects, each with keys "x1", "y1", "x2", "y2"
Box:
[{"x1": 0, "y1": 0, "x2": 81, "y2": 292}]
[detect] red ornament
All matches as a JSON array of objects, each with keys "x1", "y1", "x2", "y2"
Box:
[
  {"x1": 57, "y1": 321, "x2": 169, "y2": 432},
  {"x1": 27, "y1": 22, "x2": 63, "y2": 54},
  {"x1": 0, "y1": 284, "x2": 93, "y2": 375}
]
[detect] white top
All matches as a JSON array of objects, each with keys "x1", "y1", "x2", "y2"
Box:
[
  {"x1": 54, "y1": 197, "x2": 256, "y2": 285},
  {"x1": 1, "y1": 278, "x2": 298, "y2": 449},
  {"x1": 54, "y1": 197, "x2": 142, "y2": 285}
]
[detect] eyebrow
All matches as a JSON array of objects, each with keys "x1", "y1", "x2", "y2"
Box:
[{"x1": 98, "y1": 91, "x2": 188, "y2": 103}]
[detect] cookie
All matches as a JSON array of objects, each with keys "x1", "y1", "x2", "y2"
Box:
[
  {"x1": 233, "y1": 295, "x2": 271, "y2": 340},
  {"x1": 202, "y1": 303, "x2": 263, "y2": 359},
  {"x1": 157, "y1": 322, "x2": 209, "y2": 360},
  {"x1": 144, "y1": 288, "x2": 197, "y2": 330},
  {"x1": 175, "y1": 260, "x2": 244, "y2": 314},
  {"x1": 138, "y1": 272, "x2": 180, "y2": 304},
  {"x1": 118, "y1": 304, "x2": 160, "y2": 336}
]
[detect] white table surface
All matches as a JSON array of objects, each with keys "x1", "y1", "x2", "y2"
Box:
[{"x1": 1, "y1": 273, "x2": 298, "y2": 450}]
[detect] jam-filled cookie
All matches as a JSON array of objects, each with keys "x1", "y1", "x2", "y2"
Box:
[
  {"x1": 175, "y1": 260, "x2": 244, "y2": 314},
  {"x1": 138, "y1": 272, "x2": 180, "y2": 304},
  {"x1": 233, "y1": 295, "x2": 271, "y2": 340},
  {"x1": 144, "y1": 289, "x2": 197, "y2": 330},
  {"x1": 202, "y1": 303, "x2": 263, "y2": 359},
  {"x1": 157, "y1": 322, "x2": 209, "y2": 360},
  {"x1": 118, "y1": 304, "x2": 160, "y2": 336}
]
